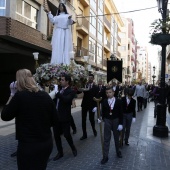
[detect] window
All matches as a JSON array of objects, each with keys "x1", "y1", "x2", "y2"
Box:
[
  {"x1": 89, "y1": 10, "x2": 96, "y2": 36},
  {"x1": 16, "y1": 0, "x2": 38, "y2": 29},
  {"x1": 114, "y1": 39, "x2": 117, "y2": 52},
  {"x1": 97, "y1": 19, "x2": 103, "y2": 42},
  {"x1": 89, "y1": 37, "x2": 96, "y2": 62},
  {"x1": 128, "y1": 44, "x2": 130, "y2": 50},
  {"x1": 111, "y1": 17, "x2": 115, "y2": 34},
  {"x1": 0, "y1": 0, "x2": 6, "y2": 16},
  {"x1": 114, "y1": 23, "x2": 118, "y2": 39},
  {"x1": 91, "y1": 0, "x2": 96, "y2": 10},
  {"x1": 98, "y1": 0, "x2": 103, "y2": 15},
  {"x1": 121, "y1": 46, "x2": 126, "y2": 51},
  {"x1": 97, "y1": 43, "x2": 102, "y2": 64}
]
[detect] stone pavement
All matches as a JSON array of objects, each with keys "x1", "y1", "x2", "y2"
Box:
[{"x1": 0, "y1": 100, "x2": 170, "y2": 170}]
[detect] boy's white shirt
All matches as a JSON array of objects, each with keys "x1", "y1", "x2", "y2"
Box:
[{"x1": 108, "y1": 97, "x2": 115, "y2": 109}]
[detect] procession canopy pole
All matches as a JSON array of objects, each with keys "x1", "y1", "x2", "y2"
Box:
[{"x1": 93, "y1": 97, "x2": 104, "y2": 157}]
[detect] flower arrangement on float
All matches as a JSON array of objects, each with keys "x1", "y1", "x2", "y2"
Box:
[{"x1": 33, "y1": 61, "x2": 88, "y2": 89}]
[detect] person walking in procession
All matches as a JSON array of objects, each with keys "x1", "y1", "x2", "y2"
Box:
[
  {"x1": 101, "y1": 87, "x2": 123, "y2": 164},
  {"x1": 121, "y1": 88, "x2": 136, "y2": 145},
  {"x1": 79, "y1": 74, "x2": 99, "y2": 140},
  {"x1": 53, "y1": 74, "x2": 77, "y2": 161}
]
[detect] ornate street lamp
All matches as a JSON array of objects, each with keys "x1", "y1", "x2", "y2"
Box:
[
  {"x1": 152, "y1": 66, "x2": 156, "y2": 85},
  {"x1": 33, "y1": 52, "x2": 39, "y2": 69},
  {"x1": 110, "y1": 54, "x2": 116, "y2": 61},
  {"x1": 153, "y1": 0, "x2": 169, "y2": 137}
]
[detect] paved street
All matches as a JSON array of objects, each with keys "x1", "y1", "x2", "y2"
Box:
[{"x1": 0, "y1": 99, "x2": 170, "y2": 170}]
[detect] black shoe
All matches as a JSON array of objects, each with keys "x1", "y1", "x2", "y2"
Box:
[
  {"x1": 137, "y1": 110, "x2": 140, "y2": 112},
  {"x1": 94, "y1": 130, "x2": 97, "y2": 137},
  {"x1": 125, "y1": 141, "x2": 129, "y2": 146},
  {"x1": 11, "y1": 151, "x2": 17, "y2": 157},
  {"x1": 117, "y1": 151, "x2": 122, "y2": 158},
  {"x1": 73, "y1": 129, "x2": 77, "y2": 134},
  {"x1": 53, "y1": 153, "x2": 63, "y2": 161},
  {"x1": 80, "y1": 136, "x2": 87, "y2": 140},
  {"x1": 72, "y1": 148, "x2": 77, "y2": 157},
  {"x1": 101, "y1": 157, "x2": 108, "y2": 164}
]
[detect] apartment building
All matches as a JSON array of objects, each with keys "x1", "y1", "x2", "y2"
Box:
[
  {"x1": 74, "y1": 0, "x2": 124, "y2": 82},
  {"x1": 137, "y1": 46, "x2": 149, "y2": 83},
  {"x1": 148, "y1": 62, "x2": 152, "y2": 84},
  {"x1": 127, "y1": 18, "x2": 137, "y2": 84},
  {"x1": 118, "y1": 17, "x2": 128, "y2": 84}
]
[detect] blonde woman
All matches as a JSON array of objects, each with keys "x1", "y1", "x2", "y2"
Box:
[{"x1": 1, "y1": 69, "x2": 57, "y2": 170}]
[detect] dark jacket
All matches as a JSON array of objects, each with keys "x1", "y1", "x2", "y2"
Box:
[
  {"x1": 81, "y1": 84, "x2": 98, "y2": 110},
  {"x1": 102, "y1": 98, "x2": 123, "y2": 124},
  {"x1": 121, "y1": 96, "x2": 136, "y2": 118},
  {"x1": 97, "y1": 85, "x2": 107, "y2": 102},
  {"x1": 54, "y1": 86, "x2": 75, "y2": 122},
  {"x1": 1, "y1": 90, "x2": 57, "y2": 143}
]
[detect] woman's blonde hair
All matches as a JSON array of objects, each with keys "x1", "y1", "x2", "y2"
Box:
[{"x1": 16, "y1": 69, "x2": 39, "y2": 92}]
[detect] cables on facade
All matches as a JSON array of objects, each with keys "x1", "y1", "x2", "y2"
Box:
[{"x1": 76, "y1": 6, "x2": 159, "y2": 18}]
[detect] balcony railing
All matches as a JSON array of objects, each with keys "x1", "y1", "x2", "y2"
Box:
[
  {"x1": 117, "y1": 35, "x2": 121, "y2": 45},
  {"x1": 105, "y1": 40, "x2": 110, "y2": 49},
  {"x1": 77, "y1": 17, "x2": 89, "y2": 30},
  {"x1": 16, "y1": 12, "x2": 37, "y2": 29},
  {"x1": 103, "y1": 59, "x2": 107, "y2": 67},
  {"x1": 104, "y1": 16, "x2": 111, "y2": 29},
  {"x1": 76, "y1": 46, "x2": 88, "y2": 57},
  {"x1": 117, "y1": 51, "x2": 121, "y2": 58}
]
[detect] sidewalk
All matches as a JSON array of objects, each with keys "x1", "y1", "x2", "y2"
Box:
[{"x1": 0, "y1": 101, "x2": 170, "y2": 170}]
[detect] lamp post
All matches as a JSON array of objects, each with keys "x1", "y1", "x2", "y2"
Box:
[
  {"x1": 33, "y1": 52, "x2": 39, "y2": 69},
  {"x1": 153, "y1": 0, "x2": 169, "y2": 137},
  {"x1": 152, "y1": 66, "x2": 156, "y2": 85}
]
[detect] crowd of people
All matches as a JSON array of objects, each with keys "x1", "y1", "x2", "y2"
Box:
[{"x1": 3, "y1": 67, "x2": 167, "y2": 169}]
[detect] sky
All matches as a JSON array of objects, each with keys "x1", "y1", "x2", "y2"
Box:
[{"x1": 114, "y1": 0, "x2": 161, "y2": 67}]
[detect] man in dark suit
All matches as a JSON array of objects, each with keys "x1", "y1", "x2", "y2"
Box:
[
  {"x1": 112, "y1": 82, "x2": 121, "y2": 98},
  {"x1": 121, "y1": 88, "x2": 136, "y2": 145},
  {"x1": 53, "y1": 74, "x2": 77, "y2": 161},
  {"x1": 80, "y1": 74, "x2": 99, "y2": 140},
  {"x1": 97, "y1": 79, "x2": 107, "y2": 103}
]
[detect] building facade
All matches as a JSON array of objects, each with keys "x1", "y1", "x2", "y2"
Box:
[{"x1": 136, "y1": 46, "x2": 149, "y2": 83}]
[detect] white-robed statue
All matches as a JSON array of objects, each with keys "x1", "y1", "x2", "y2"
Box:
[{"x1": 44, "y1": 3, "x2": 73, "y2": 65}]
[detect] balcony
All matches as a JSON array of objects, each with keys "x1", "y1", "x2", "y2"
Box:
[
  {"x1": 131, "y1": 55, "x2": 135, "y2": 61},
  {"x1": 117, "y1": 35, "x2": 121, "y2": 45},
  {"x1": 103, "y1": 59, "x2": 107, "y2": 67},
  {"x1": 103, "y1": 59, "x2": 107, "y2": 70},
  {"x1": 76, "y1": 17, "x2": 89, "y2": 35},
  {"x1": 104, "y1": 16, "x2": 111, "y2": 32},
  {"x1": 117, "y1": 51, "x2": 121, "y2": 58},
  {"x1": 0, "y1": 17, "x2": 51, "y2": 52},
  {"x1": 75, "y1": 46, "x2": 88, "y2": 62},
  {"x1": 104, "y1": 40, "x2": 110, "y2": 52},
  {"x1": 79, "y1": 0, "x2": 89, "y2": 7}
]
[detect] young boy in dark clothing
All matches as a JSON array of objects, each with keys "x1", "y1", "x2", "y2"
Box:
[{"x1": 101, "y1": 87, "x2": 123, "y2": 164}]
